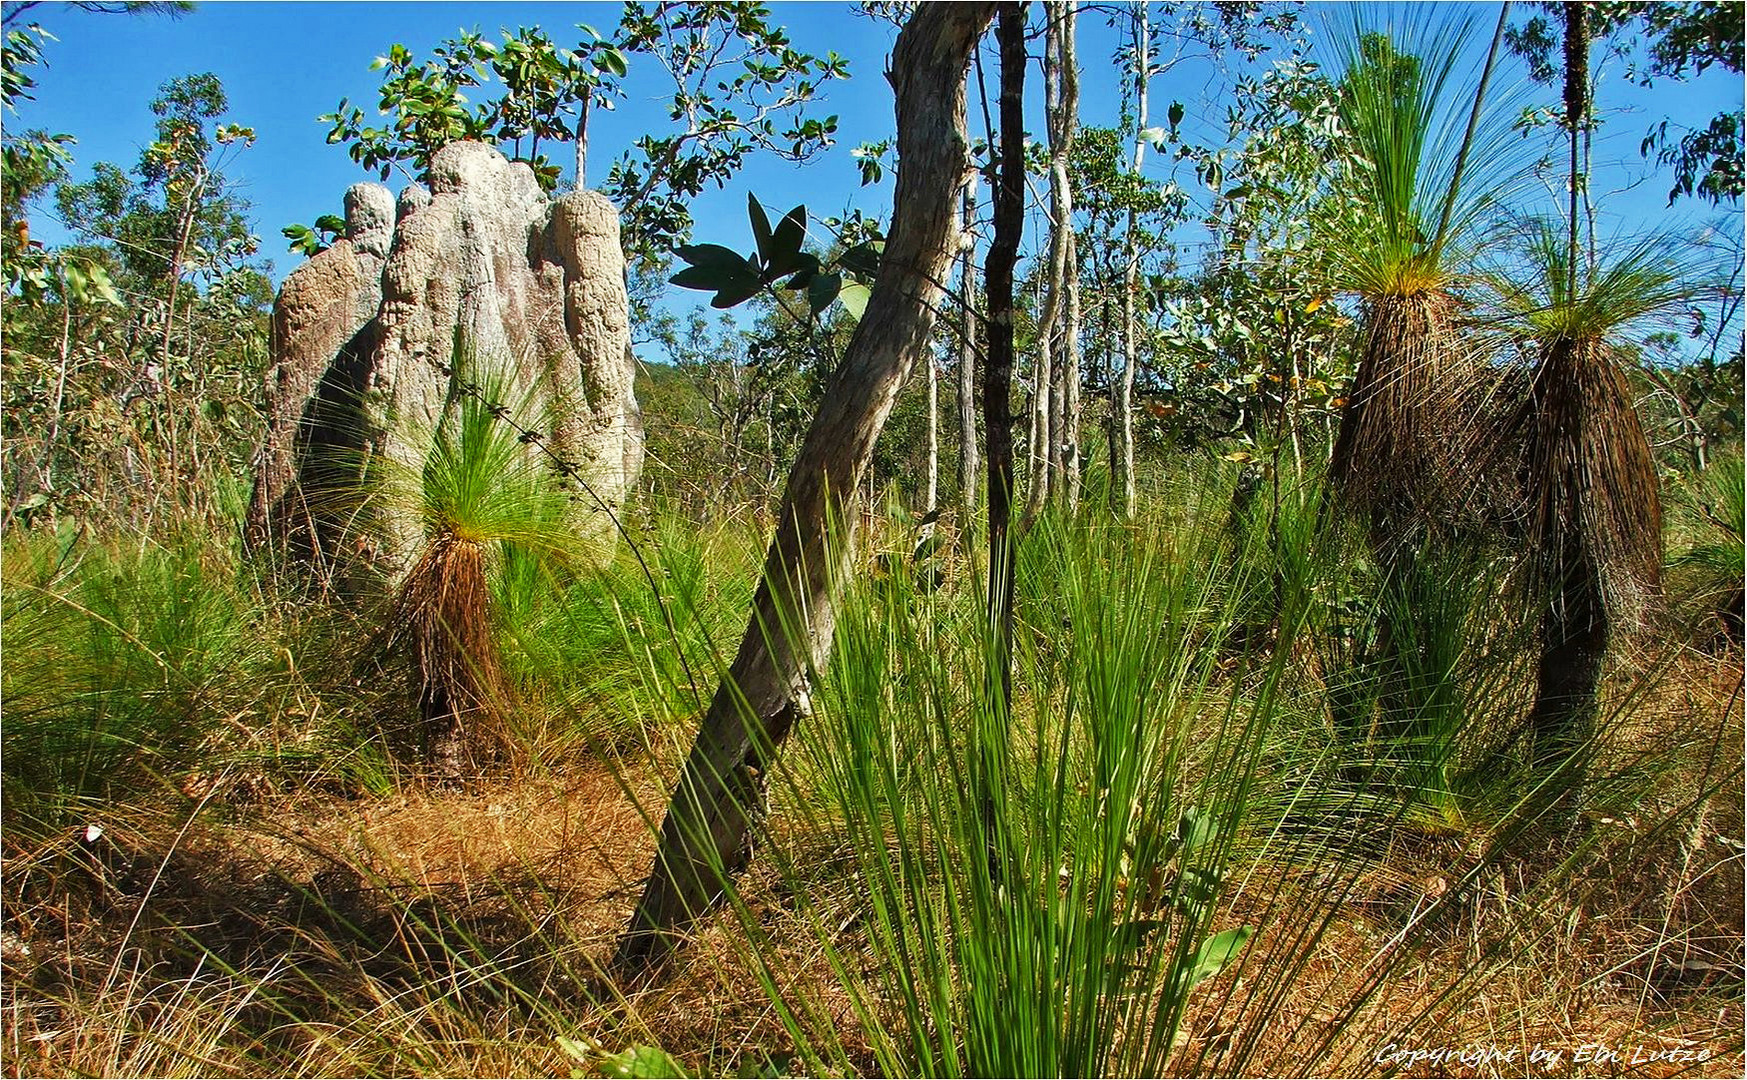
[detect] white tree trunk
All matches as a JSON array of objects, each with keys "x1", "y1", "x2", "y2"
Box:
[
  {"x1": 1117, "y1": 0, "x2": 1149, "y2": 519},
  {"x1": 957, "y1": 175, "x2": 980, "y2": 513},
  {"x1": 1064, "y1": 227, "x2": 1082, "y2": 509},
  {"x1": 926, "y1": 350, "x2": 939, "y2": 510},
  {"x1": 1026, "y1": 0, "x2": 1078, "y2": 522}
]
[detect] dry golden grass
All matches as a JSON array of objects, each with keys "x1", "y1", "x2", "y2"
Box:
[{"x1": 3, "y1": 641, "x2": 1739, "y2": 1079}]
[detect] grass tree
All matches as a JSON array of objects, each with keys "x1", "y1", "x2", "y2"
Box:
[
  {"x1": 1316, "y1": 7, "x2": 1520, "y2": 790},
  {"x1": 1493, "y1": 229, "x2": 1689, "y2": 774},
  {"x1": 378, "y1": 354, "x2": 574, "y2": 777},
  {"x1": 1321, "y1": 6, "x2": 1516, "y2": 544},
  {"x1": 1480, "y1": 3, "x2": 1695, "y2": 788}
]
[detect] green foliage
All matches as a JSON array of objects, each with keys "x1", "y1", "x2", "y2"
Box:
[
  {"x1": 1490, "y1": 223, "x2": 1691, "y2": 342},
  {"x1": 750, "y1": 500, "x2": 1287, "y2": 1076},
  {"x1": 320, "y1": 4, "x2": 848, "y2": 261},
  {"x1": 559, "y1": 1038, "x2": 690, "y2": 1079},
  {"x1": 1643, "y1": 108, "x2": 1744, "y2": 205},
  {"x1": 414, "y1": 378, "x2": 569, "y2": 554},
  {"x1": 4, "y1": 68, "x2": 269, "y2": 530},
  {"x1": 1143, "y1": 52, "x2": 1352, "y2": 453},
  {"x1": 281, "y1": 211, "x2": 346, "y2": 256},
  {"x1": 1320, "y1": 11, "x2": 1520, "y2": 298},
  {"x1": 668, "y1": 193, "x2": 875, "y2": 318},
  {"x1": 1507, "y1": 1, "x2": 1743, "y2": 205},
  {"x1": 606, "y1": 2, "x2": 848, "y2": 260},
  {"x1": 1667, "y1": 453, "x2": 1746, "y2": 639},
  {"x1": 321, "y1": 25, "x2": 626, "y2": 191},
  {"x1": 0, "y1": 22, "x2": 122, "y2": 307},
  {"x1": 0, "y1": 530, "x2": 271, "y2": 822}
]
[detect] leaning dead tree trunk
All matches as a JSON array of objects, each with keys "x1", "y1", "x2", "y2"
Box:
[{"x1": 617, "y1": 1, "x2": 995, "y2": 969}]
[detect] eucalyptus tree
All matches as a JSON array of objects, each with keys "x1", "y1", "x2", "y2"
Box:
[
  {"x1": 618, "y1": 1, "x2": 995, "y2": 966},
  {"x1": 1159, "y1": 45, "x2": 1348, "y2": 474},
  {"x1": 1024, "y1": 0, "x2": 1080, "y2": 518},
  {"x1": 9, "y1": 70, "x2": 268, "y2": 529},
  {"x1": 1115, "y1": 0, "x2": 1152, "y2": 518}
]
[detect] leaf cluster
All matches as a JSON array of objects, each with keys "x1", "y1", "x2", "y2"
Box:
[
  {"x1": 670, "y1": 193, "x2": 874, "y2": 320},
  {"x1": 321, "y1": 25, "x2": 627, "y2": 191},
  {"x1": 602, "y1": 2, "x2": 849, "y2": 261}
]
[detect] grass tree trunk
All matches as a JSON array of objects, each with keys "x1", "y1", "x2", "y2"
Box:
[
  {"x1": 1527, "y1": 5, "x2": 1625, "y2": 785},
  {"x1": 1524, "y1": 336, "x2": 1662, "y2": 775},
  {"x1": 1327, "y1": 292, "x2": 1461, "y2": 546},
  {"x1": 1116, "y1": 0, "x2": 1148, "y2": 518},
  {"x1": 616, "y1": 1, "x2": 994, "y2": 969},
  {"x1": 957, "y1": 174, "x2": 981, "y2": 514}
]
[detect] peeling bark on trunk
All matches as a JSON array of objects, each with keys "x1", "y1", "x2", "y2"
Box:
[{"x1": 615, "y1": 1, "x2": 995, "y2": 969}]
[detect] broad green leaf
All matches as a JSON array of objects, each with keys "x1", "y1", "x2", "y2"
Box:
[
  {"x1": 85, "y1": 264, "x2": 121, "y2": 306},
  {"x1": 807, "y1": 271, "x2": 841, "y2": 315},
  {"x1": 710, "y1": 276, "x2": 763, "y2": 309},
  {"x1": 839, "y1": 241, "x2": 881, "y2": 279},
  {"x1": 675, "y1": 243, "x2": 751, "y2": 273},
  {"x1": 597, "y1": 47, "x2": 628, "y2": 78},
  {"x1": 769, "y1": 205, "x2": 806, "y2": 270},
  {"x1": 837, "y1": 281, "x2": 870, "y2": 321},
  {"x1": 670, "y1": 264, "x2": 749, "y2": 291},
  {"x1": 747, "y1": 194, "x2": 773, "y2": 264},
  {"x1": 1168, "y1": 100, "x2": 1185, "y2": 130},
  {"x1": 779, "y1": 252, "x2": 821, "y2": 289},
  {"x1": 596, "y1": 1046, "x2": 688, "y2": 1079},
  {"x1": 1174, "y1": 806, "x2": 1216, "y2": 854},
  {"x1": 1181, "y1": 926, "x2": 1252, "y2": 992}
]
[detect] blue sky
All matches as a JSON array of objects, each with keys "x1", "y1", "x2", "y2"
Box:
[{"x1": 7, "y1": 1, "x2": 1741, "y2": 314}]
